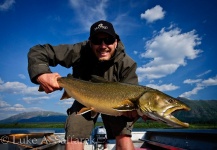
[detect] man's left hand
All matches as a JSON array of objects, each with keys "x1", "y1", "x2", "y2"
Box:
[{"x1": 122, "y1": 110, "x2": 148, "y2": 122}]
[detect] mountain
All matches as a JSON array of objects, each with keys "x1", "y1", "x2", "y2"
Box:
[
  {"x1": 0, "y1": 111, "x2": 67, "y2": 123},
  {"x1": 0, "y1": 98, "x2": 217, "y2": 124},
  {"x1": 135, "y1": 97, "x2": 217, "y2": 124},
  {"x1": 174, "y1": 97, "x2": 217, "y2": 123}
]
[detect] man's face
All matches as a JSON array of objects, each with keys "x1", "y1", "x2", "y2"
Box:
[{"x1": 90, "y1": 33, "x2": 117, "y2": 61}]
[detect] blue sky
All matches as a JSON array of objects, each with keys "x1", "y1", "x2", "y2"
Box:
[{"x1": 0, "y1": 0, "x2": 217, "y2": 120}]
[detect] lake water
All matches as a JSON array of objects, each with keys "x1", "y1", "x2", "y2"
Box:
[
  {"x1": 1, "y1": 128, "x2": 217, "y2": 135},
  {"x1": 1, "y1": 128, "x2": 217, "y2": 150},
  {"x1": 0, "y1": 128, "x2": 65, "y2": 134}
]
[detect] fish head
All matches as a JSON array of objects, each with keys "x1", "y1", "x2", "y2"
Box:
[{"x1": 138, "y1": 90, "x2": 190, "y2": 128}]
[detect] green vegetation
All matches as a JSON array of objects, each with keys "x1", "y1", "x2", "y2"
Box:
[
  {"x1": 96, "y1": 121, "x2": 217, "y2": 129},
  {"x1": 0, "y1": 122, "x2": 64, "y2": 128},
  {"x1": 0, "y1": 121, "x2": 216, "y2": 129}
]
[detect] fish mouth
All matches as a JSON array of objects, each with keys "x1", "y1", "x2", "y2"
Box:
[
  {"x1": 160, "y1": 105, "x2": 190, "y2": 128},
  {"x1": 145, "y1": 105, "x2": 190, "y2": 128}
]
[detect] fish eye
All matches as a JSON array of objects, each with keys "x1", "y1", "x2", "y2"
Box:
[{"x1": 167, "y1": 98, "x2": 175, "y2": 103}]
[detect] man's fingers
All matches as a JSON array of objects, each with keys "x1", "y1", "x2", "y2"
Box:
[
  {"x1": 52, "y1": 73, "x2": 61, "y2": 88},
  {"x1": 141, "y1": 115, "x2": 148, "y2": 121},
  {"x1": 122, "y1": 110, "x2": 139, "y2": 119},
  {"x1": 37, "y1": 73, "x2": 62, "y2": 94}
]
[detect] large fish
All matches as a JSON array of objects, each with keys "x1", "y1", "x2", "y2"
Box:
[{"x1": 40, "y1": 75, "x2": 190, "y2": 128}]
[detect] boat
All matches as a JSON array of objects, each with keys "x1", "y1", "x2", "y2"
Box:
[{"x1": 0, "y1": 127, "x2": 217, "y2": 150}]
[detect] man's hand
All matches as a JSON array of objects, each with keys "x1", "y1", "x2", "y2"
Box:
[
  {"x1": 122, "y1": 110, "x2": 148, "y2": 122},
  {"x1": 37, "y1": 73, "x2": 62, "y2": 93}
]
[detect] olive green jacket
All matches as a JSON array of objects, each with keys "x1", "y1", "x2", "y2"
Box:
[{"x1": 28, "y1": 41, "x2": 138, "y2": 85}]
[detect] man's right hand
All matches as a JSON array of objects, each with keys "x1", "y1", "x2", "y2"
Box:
[{"x1": 37, "y1": 73, "x2": 62, "y2": 93}]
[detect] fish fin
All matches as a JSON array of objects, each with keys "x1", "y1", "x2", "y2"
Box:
[
  {"x1": 112, "y1": 100, "x2": 136, "y2": 111},
  {"x1": 91, "y1": 111, "x2": 98, "y2": 118},
  {"x1": 60, "y1": 90, "x2": 71, "y2": 100},
  {"x1": 38, "y1": 85, "x2": 44, "y2": 92},
  {"x1": 91, "y1": 75, "x2": 110, "y2": 83},
  {"x1": 77, "y1": 107, "x2": 94, "y2": 115}
]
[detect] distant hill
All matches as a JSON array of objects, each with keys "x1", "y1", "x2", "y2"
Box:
[
  {"x1": 0, "y1": 98, "x2": 217, "y2": 124},
  {"x1": 174, "y1": 97, "x2": 217, "y2": 124},
  {"x1": 135, "y1": 97, "x2": 217, "y2": 124},
  {"x1": 0, "y1": 111, "x2": 67, "y2": 123}
]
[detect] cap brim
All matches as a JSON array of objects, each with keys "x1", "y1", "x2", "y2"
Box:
[{"x1": 89, "y1": 30, "x2": 117, "y2": 40}]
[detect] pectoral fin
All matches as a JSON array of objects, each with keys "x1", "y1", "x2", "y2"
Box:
[
  {"x1": 91, "y1": 111, "x2": 98, "y2": 118},
  {"x1": 112, "y1": 100, "x2": 136, "y2": 111},
  {"x1": 77, "y1": 107, "x2": 94, "y2": 115},
  {"x1": 77, "y1": 107, "x2": 98, "y2": 118},
  {"x1": 60, "y1": 90, "x2": 71, "y2": 100}
]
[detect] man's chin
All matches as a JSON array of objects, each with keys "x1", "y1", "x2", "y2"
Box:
[{"x1": 98, "y1": 56, "x2": 111, "y2": 61}]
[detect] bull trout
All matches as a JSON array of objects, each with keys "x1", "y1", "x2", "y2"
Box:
[{"x1": 40, "y1": 75, "x2": 190, "y2": 128}]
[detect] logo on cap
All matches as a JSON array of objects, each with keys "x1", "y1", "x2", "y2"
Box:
[{"x1": 94, "y1": 23, "x2": 108, "y2": 31}]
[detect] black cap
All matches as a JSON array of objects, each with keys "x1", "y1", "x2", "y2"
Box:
[{"x1": 89, "y1": 20, "x2": 120, "y2": 40}]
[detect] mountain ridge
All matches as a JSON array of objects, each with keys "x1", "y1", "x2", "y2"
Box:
[
  {"x1": 0, "y1": 98, "x2": 217, "y2": 124},
  {"x1": 0, "y1": 111, "x2": 67, "y2": 123}
]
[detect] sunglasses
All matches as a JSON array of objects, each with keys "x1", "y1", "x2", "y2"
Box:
[{"x1": 91, "y1": 37, "x2": 116, "y2": 45}]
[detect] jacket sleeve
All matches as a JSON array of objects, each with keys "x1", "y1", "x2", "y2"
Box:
[
  {"x1": 120, "y1": 55, "x2": 139, "y2": 85},
  {"x1": 27, "y1": 41, "x2": 87, "y2": 84}
]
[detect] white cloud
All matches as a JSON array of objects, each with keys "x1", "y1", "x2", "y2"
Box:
[
  {"x1": 18, "y1": 74, "x2": 26, "y2": 79},
  {"x1": 9, "y1": 104, "x2": 25, "y2": 111},
  {"x1": 0, "y1": 100, "x2": 10, "y2": 107},
  {"x1": 22, "y1": 96, "x2": 50, "y2": 104},
  {"x1": 0, "y1": 81, "x2": 26, "y2": 94},
  {"x1": 180, "y1": 75, "x2": 217, "y2": 98},
  {"x1": 196, "y1": 70, "x2": 212, "y2": 77},
  {"x1": 0, "y1": 100, "x2": 24, "y2": 111},
  {"x1": 0, "y1": 100, "x2": 43, "y2": 113},
  {"x1": 57, "y1": 99, "x2": 75, "y2": 110},
  {"x1": 146, "y1": 83, "x2": 179, "y2": 91},
  {"x1": 0, "y1": 99, "x2": 44, "y2": 120},
  {"x1": 137, "y1": 26, "x2": 202, "y2": 82},
  {"x1": 0, "y1": 79, "x2": 55, "y2": 105},
  {"x1": 69, "y1": 0, "x2": 108, "y2": 31},
  {"x1": 68, "y1": 0, "x2": 138, "y2": 37},
  {"x1": 57, "y1": 99, "x2": 74, "y2": 106},
  {"x1": 180, "y1": 86, "x2": 204, "y2": 98},
  {"x1": 202, "y1": 76, "x2": 217, "y2": 86},
  {"x1": 183, "y1": 79, "x2": 202, "y2": 84},
  {"x1": 133, "y1": 51, "x2": 138, "y2": 55},
  {"x1": 0, "y1": 0, "x2": 15, "y2": 11},
  {"x1": 0, "y1": 78, "x2": 3, "y2": 84},
  {"x1": 141, "y1": 5, "x2": 166, "y2": 23},
  {"x1": 0, "y1": 81, "x2": 47, "y2": 96}
]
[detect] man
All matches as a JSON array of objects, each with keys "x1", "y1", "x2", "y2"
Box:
[{"x1": 28, "y1": 20, "x2": 140, "y2": 150}]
